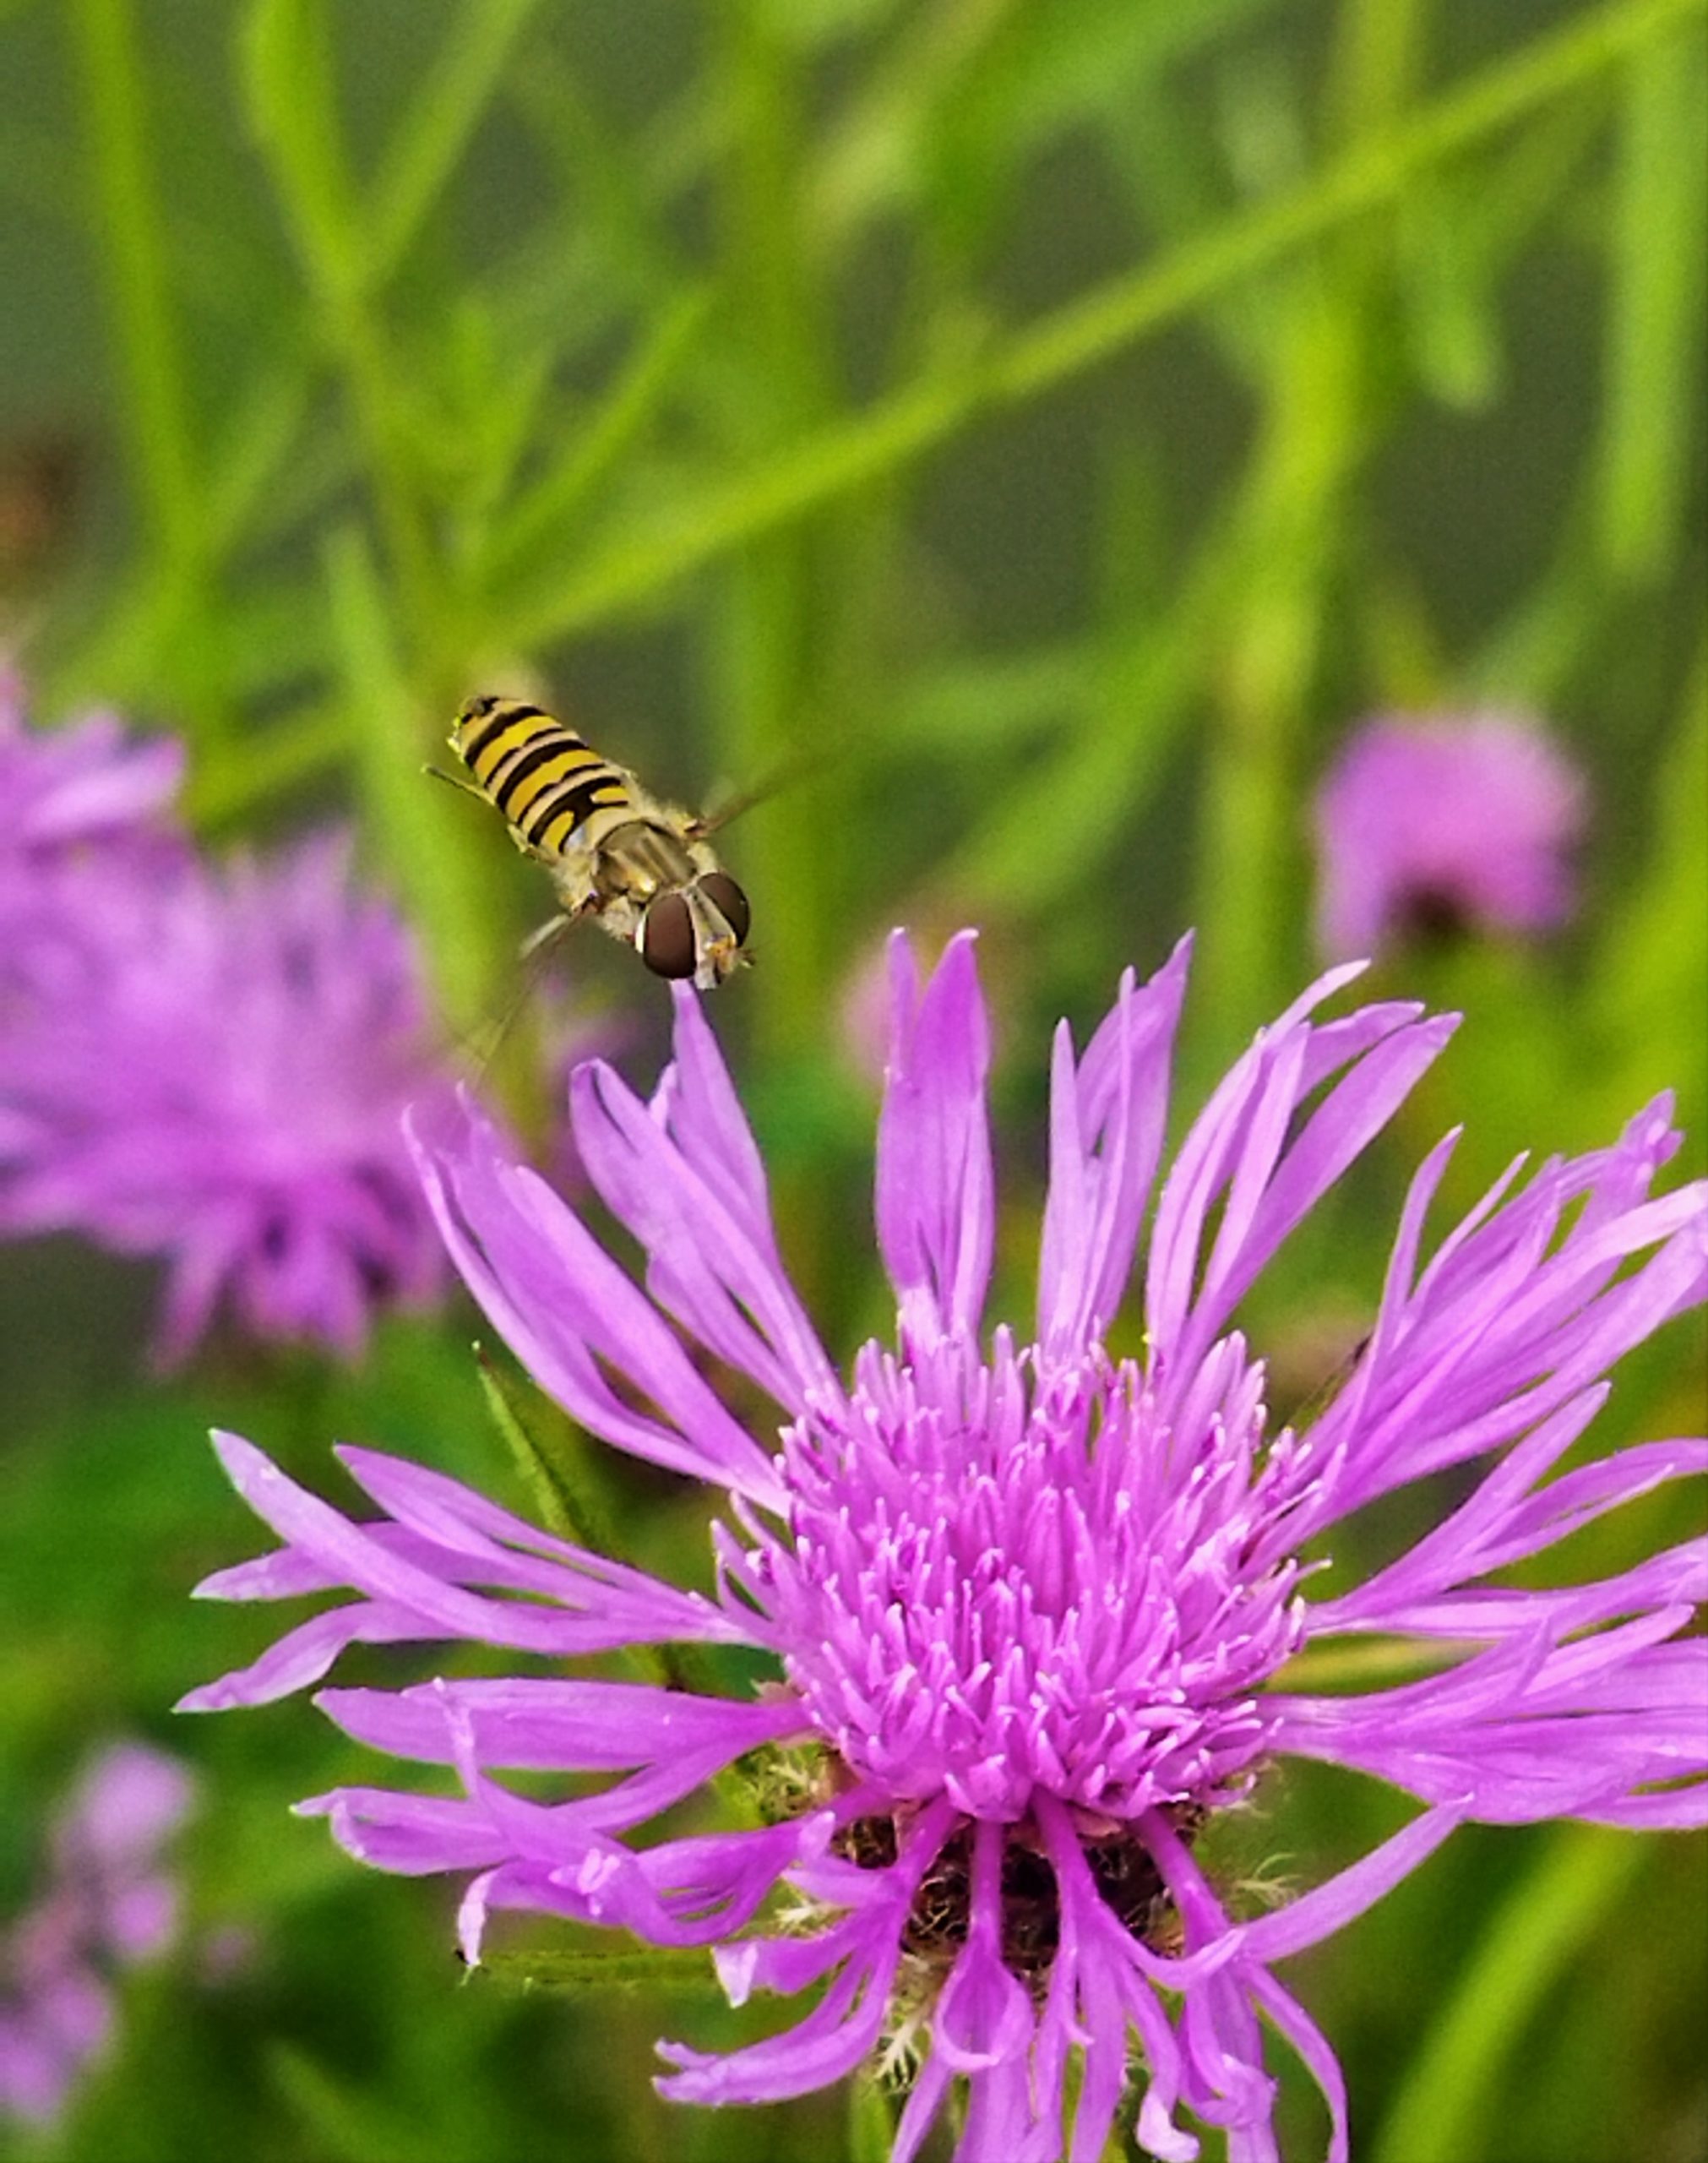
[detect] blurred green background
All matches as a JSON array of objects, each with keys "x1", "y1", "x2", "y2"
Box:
[{"x1": 2, "y1": 0, "x2": 1704, "y2": 2157}]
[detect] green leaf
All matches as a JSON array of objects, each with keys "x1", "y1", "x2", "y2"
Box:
[
  {"x1": 498, "y1": 0, "x2": 1702, "y2": 654},
  {"x1": 1372, "y1": 1828, "x2": 1649, "y2": 2163},
  {"x1": 846, "y1": 2073, "x2": 895, "y2": 2163},
  {"x1": 472, "y1": 1343, "x2": 617, "y2": 1560},
  {"x1": 476, "y1": 1942, "x2": 720, "y2": 1997}
]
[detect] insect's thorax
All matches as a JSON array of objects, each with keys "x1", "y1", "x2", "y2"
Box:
[{"x1": 585, "y1": 817, "x2": 702, "y2": 902}]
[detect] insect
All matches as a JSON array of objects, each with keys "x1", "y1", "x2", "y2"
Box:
[{"x1": 444, "y1": 694, "x2": 752, "y2": 989}]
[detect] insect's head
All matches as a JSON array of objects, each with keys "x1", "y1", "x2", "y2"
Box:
[{"x1": 637, "y1": 872, "x2": 751, "y2": 989}]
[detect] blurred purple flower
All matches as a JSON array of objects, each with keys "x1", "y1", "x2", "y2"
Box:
[
  {"x1": 0, "y1": 668, "x2": 187, "y2": 1004},
  {"x1": 183, "y1": 934, "x2": 1707, "y2": 2161},
  {"x1": 1314, "y1": 714, "x2": 1587, "y2": 960},
  {"x1": 0, "y1": 1745, "x2": 193, "y2": 2127},
  {"x1": 0, "y1": 829, "x2": 455, "y2": 1365},
  {"x1": 0, "y1": 670, "x2": 183, "y2": 865}
]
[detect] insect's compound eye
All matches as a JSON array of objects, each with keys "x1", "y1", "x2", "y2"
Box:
[
  {"x1": 639, "y1": 893, "x2": 698, "y2": 979},
  {"x1": 697, "y1": 871, "x2": 751, "y2": 946}
]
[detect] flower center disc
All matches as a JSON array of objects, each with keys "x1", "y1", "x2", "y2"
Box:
[{"x1": 764, "y1": 1328, "x2": 1308, "y2": 1822}]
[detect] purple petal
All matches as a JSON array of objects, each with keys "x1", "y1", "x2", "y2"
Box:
[
  {"x1": 571, "y1": 1057, "x2": 836, "y2": 1416},
  {"x1": 1244, "y1": 1970, "x2": 1348, "y2": 2163},
  {"x1": 177, "y1": 1601, "x2": 433, "y2": 1710},
  {"x1": 874, "y1": 932, "x2": 994, "y2": 1343},
  {"x1": 297, "y1": 1787, "x2": 516, "y2": 1873},
  {"x1": 334, "y1": 1447, "x2": 747, "y2": 1645},
  {"x1": 315, "y1": 1679, "x2": 806, "y2": 1828},
  {"x1": 1037, "y1": 938, "x2": 1190, "y2": 1354},
  {"x1": 660, "y1": 986, "x2": 774, "y2": 1244},
  {"x1": 1146, "y1": 986, "x2": 1452, "y2": 1393},
  {"x1": 1238, "y1": 1808, "x2": 1464, "y2": 1961},
  {"x1": 657, "y1": 1797, "x2": 954, "y2": 2103},
  {"x1": 411, "y1": 1100, "x2": 786, "y2": 1506},
  {"x1": 195, "y1": 1431, "x2": 736, "y2": 1663}
]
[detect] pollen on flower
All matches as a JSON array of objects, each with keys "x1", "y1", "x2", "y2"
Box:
[{"x1": 748, "y1": 1327, "x2": 1310, "y2": 1825}]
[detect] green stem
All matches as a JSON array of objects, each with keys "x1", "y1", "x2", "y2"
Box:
[
  {"x1": 1190, "y1": 0, "x2": 1428, "y2": 1055},
  {"x1": 1326, "y1": 0, "x2": 1426, "y2": 143},
  {"x1": 1372, "y1": 1828, "x2": 1649, "y2": 2163},
  {"x1": 697, "y1": 4, "x2": 855, "y2": 1311},
  {"x1": 366, "y1": 0, "x2": 544, "y2": 285},
  {"x1": 242, "y1": 0, "x2": 436, "y2": 618},
  {"x1": 1597, "y1": 21, "x2": 1708, "y2": 583},
  {"x1": 66, "y1": 0, "x2": 208, "y2": 703},
  {"x1": 499, "y1": 0, "x2": 1700, "y2": 653},
  {"x1": 323, "y1": 526, "x2": 507, "y2": 1036},
  {"x1": 66, "y1": 0, "x2": 199, "y2": 568}
]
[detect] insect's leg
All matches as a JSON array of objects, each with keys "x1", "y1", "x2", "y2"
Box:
[
  {"x1": 423, "y1": 763, "x2": 490, "y2": 804},
  {"x1": 519, "y1": 913, "x2": 574, "y2": 962},
  {"x1": 545, "y1": 856, "x2": 601, "y2": 919},
  {"x1": 467, "y1": 923, "x2": 571, "y2": 1092}
]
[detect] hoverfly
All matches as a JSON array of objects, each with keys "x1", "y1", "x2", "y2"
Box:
[{"x1": 443, "y1": 694, "x2": 751, "y2": 990}]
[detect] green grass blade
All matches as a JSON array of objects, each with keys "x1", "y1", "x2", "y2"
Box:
[
  {"x1": 481, "y1": 286, "x2": 715, "y2": 590},
  {"x1": 184, "y1": 702, "x2": 346, "y2": 829},
  {"x1": 367, "y1": 0, "x2": 544, "y2": 286},
  {"x1": 241, "y1": 0, "x2": 435, "y2": 606},
  {"x1": 1372, "y1": 1828, "x2": 1648, "y2": 2163},
  {"x1": 239, "y1": 0, "x2": 356, "y2": 298},
  {"x1": 1596, "y1": 25, "x2": 1708, "y2": 586},
  {"x1": 323, "y1": 523, "x2": 505, "y2": 1031},
  {"x1": 499, "y1": 0, "x2": 1702, "y2": 652},
  {"x1": 66, "y1": 0, "x2": 200, "y2": 580}
]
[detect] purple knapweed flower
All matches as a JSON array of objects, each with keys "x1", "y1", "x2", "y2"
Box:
[
  {"x1": 0, "y1": 668, "x2": 183, "y2": 871},
  {"x1": 1314, "y1": 713, "x2": 1587, "y2": 960},
  {"x1": 0, "y1": 830, "x2": 454, "y2": 1365},
  {"x1": 0, "y1": 667, "x2": 187, "y2": 1005},
  {"x1": 182, "y1": 934, "x2": 1707, "y2": 2160},
  {"x1": 1, "y1": 1745, "x2": 194, "y2": 2127}
]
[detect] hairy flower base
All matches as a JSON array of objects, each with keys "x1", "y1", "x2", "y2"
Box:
[
  {"x1": 186, "y1": 933, "x2": 1708, "y2": 2161},
  {"x1": 834, "y1": 1795, "x2": 1205, "y2": 1978}
]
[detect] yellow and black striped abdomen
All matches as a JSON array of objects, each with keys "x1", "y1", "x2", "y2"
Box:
[{"x1": 452, "y1": 697, "x2": 635, "y2": 859}]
